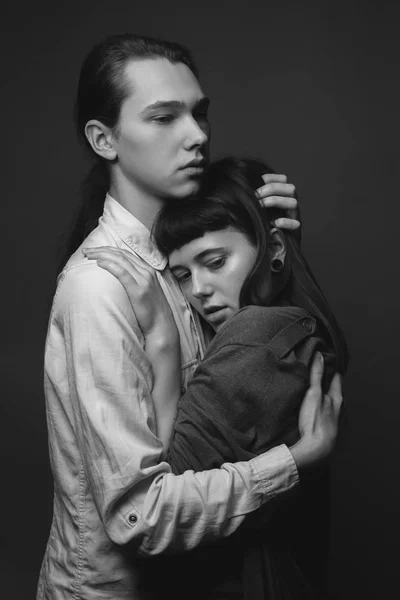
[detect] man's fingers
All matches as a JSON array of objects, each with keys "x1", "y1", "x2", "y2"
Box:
[
  {"x1": 309, "y1": 352, "x2": 324, "y2": 388},
  {"x1": 261, "y1": 173, "x2": 288, "y2": 184},
  {"x1": 259, "y1": 196, "x2": 298, "y2": 209},
  {"x1": 327, "y1": 373, "x2": 343, "y2": 416},
  {"x1": 273, "y1": 217, "x2": 301, "y2": 230},
  {"x1": 256, "y1": 182, "x2": 296, "y2": 199}
]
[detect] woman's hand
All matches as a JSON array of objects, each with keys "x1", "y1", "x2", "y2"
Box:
[
  {"x1": 290, "y1": 352, "x2": 343, "y2": 471},
  {"x1": 82, "y1": 246, "x2": 178, "y2": 345},
  {"x1": 256, "y1": 173, "x2": 300, "y2": 231},
  {"x1": 83, "y1": 245, "x2": 181, "y2": 453}
]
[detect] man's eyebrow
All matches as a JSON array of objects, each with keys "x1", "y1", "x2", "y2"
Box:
[
  {"x1": 141, "y1": 100, "x2": 183, "y2": 114},
  {"x1": 141, "y1": 96, "x2": 210, "y2": 114}
]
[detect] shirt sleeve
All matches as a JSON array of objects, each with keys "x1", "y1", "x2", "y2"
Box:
[{"x1": 49, "y1": 264, "x2": 299, "y2": 557}]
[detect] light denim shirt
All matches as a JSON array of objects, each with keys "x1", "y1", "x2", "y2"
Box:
[{"x1": 37, "y1": 194, "x2": 299, "y2": 599}]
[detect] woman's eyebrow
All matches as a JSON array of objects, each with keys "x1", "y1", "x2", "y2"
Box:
[
  {"x1": 194, "y1": 247, "x2": 226, "y2": 260},
  {"x1": 170, "y1": 246, "x2": 227, "y2": 272}
]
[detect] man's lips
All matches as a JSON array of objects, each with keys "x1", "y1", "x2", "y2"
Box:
[{"x1": 180, "y1": 158, "x2": 206, "y2": 169}]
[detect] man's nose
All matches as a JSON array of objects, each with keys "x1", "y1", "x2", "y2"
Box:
[{"x1": 184, "y1": 115, "x2": 209, "y2": 149}]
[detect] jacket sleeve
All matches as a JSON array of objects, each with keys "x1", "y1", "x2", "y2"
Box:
[
  {"x1": 168, "y1": 306, "x2": 323, "y2": 474},
  {"x1": 47, "y1": 265, "x2": 299, "y2": 556}
]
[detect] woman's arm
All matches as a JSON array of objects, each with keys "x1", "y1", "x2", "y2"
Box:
[
  {"x1": 145, "y1": 328, "x2": 181, "y2": 454},
  {"x1": 83, "y1": 246, "x2": 181, "y2": 453}
]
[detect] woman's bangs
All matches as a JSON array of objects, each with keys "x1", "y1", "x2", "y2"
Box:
[{"x1": 153, "y1": 198, "x2": 237, "y2": 256}]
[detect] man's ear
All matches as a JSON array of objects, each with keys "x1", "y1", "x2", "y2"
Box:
[
  {"x1": 84, "y1": 120, "x2": 117, "y2": 161},
  {"x1": 269, "y1": 227, "x2": 287, "y2": 264}
]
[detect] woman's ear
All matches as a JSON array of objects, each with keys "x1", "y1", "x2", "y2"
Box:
[
  {"x1": 84, "y1": 120, "x2": 117, "y2": 161},
  {"x1": 269, "y1": 227, "x2": 287, "y2": 269}
]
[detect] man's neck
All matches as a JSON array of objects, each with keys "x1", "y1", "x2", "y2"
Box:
[{"x1": 109, "y1": 176, "x2": 164, "y2": 231}]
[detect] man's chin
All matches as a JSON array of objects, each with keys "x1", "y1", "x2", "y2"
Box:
[{"x1": 168, "y1": 179, "x2": 203, "y2": 199}]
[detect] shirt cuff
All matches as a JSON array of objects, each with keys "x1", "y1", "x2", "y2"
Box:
[{"x1": 251, "y1": 444, "x2": 299, "y2": 499}]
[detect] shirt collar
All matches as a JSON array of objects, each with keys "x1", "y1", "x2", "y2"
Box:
[{"x1": 101, "y1": 193, "x2": 167, "y2": 271}]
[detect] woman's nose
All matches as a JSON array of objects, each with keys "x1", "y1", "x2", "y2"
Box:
[{"x1": 191, "y1": 273, "x2": 212, "y2": 299}]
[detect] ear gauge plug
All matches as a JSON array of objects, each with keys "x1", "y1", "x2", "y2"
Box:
[{"x1": 271, "y1": 259, "x2": 284, "y2": 273}]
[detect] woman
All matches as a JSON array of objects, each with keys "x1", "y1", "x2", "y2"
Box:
[{"x1": 84, "y1": 157, "x2": 347, "y2": 599}]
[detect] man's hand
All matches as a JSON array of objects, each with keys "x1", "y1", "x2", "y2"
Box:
[
  {"x1": 290, "y1": 352, "x2": 343, "y2": 471},
  {"x1": 256, "y1": 173, "x2": 300, "y2": 231}
]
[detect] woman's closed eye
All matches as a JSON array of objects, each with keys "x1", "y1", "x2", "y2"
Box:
[
  {"x1": 173, "y1": 270, "x2": 191, "y2": 284},
  {"x1": 205, "y1": 256, "x2": 226, "y2": 270}
]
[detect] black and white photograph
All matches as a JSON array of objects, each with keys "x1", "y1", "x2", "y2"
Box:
[{"x1": 1, "y1": 1, "x2": 399, "y2": 598}]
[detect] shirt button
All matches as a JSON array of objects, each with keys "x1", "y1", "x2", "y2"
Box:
[
  {"x1": 128, "y1": 514, "x2": 137, "y2": 525},
  {"x1": 302, "y1": 318, "x2": 314, "y2": 333}
]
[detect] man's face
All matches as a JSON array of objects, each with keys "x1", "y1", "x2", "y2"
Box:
[{"x1": 113, "y1": 58, "x2": 210, "y2": 200}]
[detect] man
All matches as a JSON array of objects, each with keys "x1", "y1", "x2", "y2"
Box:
[{"x1": 37, "y1": 33, "x2": 342, "y2": 599}]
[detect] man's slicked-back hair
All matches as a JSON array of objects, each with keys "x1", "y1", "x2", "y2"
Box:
[
  {"x1": 60, "y1": 33, "x2": 199, "y2": 270},
  {"x1": 75, "y1": 33, "x2": 199, "y2": 148}
]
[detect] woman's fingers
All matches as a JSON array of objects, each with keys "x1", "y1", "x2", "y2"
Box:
[
  {"x1": 85, "y1": 250, "x2": 140, "y2": 287},
  {"x1": 84, "y1": 247, "x2": 147, "y2": 275},
  {"x1": 83, "y1": 248, "x2": 146, "y2": 288},
  {"x1": 96, "y1": 258, "x2": 139, "y2": 287},
  {"x1": 100, "y1": 246, "x2": 151, "y2": 270},
  {"x1": 84, "y1": 246, "x2": 150, "y2": 273}
]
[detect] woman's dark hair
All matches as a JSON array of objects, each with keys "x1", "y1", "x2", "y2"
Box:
[
  {"x1": 153, "y1": 157, "x2": 349, "y2": 374},
  {"x1": 60, "y1": 33, "x2": 199, "y2": 270}
]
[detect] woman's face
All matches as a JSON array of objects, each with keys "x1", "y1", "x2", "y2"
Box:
[{"x1": 169, "y1": 227, "x2": 258, "y2": 331}]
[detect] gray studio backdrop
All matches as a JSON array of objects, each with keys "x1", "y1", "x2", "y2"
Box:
[{"x1": 2, "y1": 1, "x2": 399, "y2": 598}]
